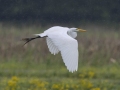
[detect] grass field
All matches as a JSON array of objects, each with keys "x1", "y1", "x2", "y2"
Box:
[{"x1": 0, "y1": 23, "x2": 120, "y2": 90}]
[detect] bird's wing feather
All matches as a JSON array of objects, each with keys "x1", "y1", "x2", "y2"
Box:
[
  {"x1": 46, "y1": 37, "x2": 59, "y2": 55},
  {"x1": 48, "y1": 33, "x2": 78, "y2": 72}
]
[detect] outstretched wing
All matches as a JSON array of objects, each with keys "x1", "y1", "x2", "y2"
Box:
[
  {"x1": 48, "y1": 33, "x2": 78, "y2": 72},
  {"x1": 46, "y1": 37, "x2": 59, "y2": 55}
]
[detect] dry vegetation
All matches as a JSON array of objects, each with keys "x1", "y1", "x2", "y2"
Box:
[{"x1": 0, "y1": 23, "x2": 120, "y2": 65}]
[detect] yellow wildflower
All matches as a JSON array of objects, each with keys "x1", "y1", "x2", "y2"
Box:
[
  {"x1": 88, "y1": 71, "x2": 95, "y2": 78},
  {"x1": 72, "y1": 85, "x2": 79, "y2": 89},
  {"x1": 79, "y1": 79, "x2": 86, "y2": 86},
  {"x1": 37, "y1": 82, "x2": 45, "y2": 88},
  {"x1": 11, "y1": 76, "x2": 19, "y2": 82},
  {"x1": 52, "y1": 84, "x2": 60, "y2": 89},
  {"x1": 79, "y1": 79, "x2": 93, "y2": 89},
  {"x1": 8, "y1": 80, "x2": 17, "y2": 87},
  {"x1": 87, "y1": 82, "x2": 93, "y2": 89},
  {"x1": 29, "y1": 79, "x2": 40, "y2": 85},
  {"x1": 65, "y1": 84, "x2": 69, "y2": 89},
  {"x1": 91, "y1": 87, "x2": 101, "y2": 90}
]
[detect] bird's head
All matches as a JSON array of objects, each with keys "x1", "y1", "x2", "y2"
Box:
[{"x1": 70, "y1": 28, "x2": 86, "y2": 32}]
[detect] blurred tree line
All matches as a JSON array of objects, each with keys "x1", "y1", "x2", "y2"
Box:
[{"x1": 0, "y1": 0, "x2": 120, "y2": 23}]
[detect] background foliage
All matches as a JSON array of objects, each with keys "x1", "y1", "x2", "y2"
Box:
[{"x1": 0, "y1": 0, "x2": 120, "y2": 23}]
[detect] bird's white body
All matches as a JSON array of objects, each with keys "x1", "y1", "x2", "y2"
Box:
[
  {"x1": 23, "y1": 26, "x2": 86, "y2": 72},
  {"x1": 35, "y1": 26, "x2": 78, "y2": 72}
]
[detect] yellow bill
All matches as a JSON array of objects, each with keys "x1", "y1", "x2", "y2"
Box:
[{"x1": 77, "y1": 28, "x2": 86, "y2": 32}]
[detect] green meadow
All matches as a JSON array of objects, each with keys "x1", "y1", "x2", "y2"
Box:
[{"x1": 0, "y1": 23, "x2": 120, "y2": 90}]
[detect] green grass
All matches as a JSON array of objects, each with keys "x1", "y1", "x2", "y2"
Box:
[
  {"x1": 0, "y1": 61, "x2": 120, "y2": 90},
  {"x1": 0, "y1": 23, "x2": 120, "y2": 90}
]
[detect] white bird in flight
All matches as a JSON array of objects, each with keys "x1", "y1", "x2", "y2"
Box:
[{"x1": 22, "y1": 26, "x2": 86, "y2": 72}]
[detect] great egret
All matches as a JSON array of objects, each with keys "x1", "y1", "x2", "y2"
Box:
[{"x1": 22, "y1": 26, "x2": 86, "y2": 72}]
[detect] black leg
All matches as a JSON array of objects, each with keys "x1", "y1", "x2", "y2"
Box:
[{"x1": 22, "y1": 36, "x2": 41, "y2": 45}]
